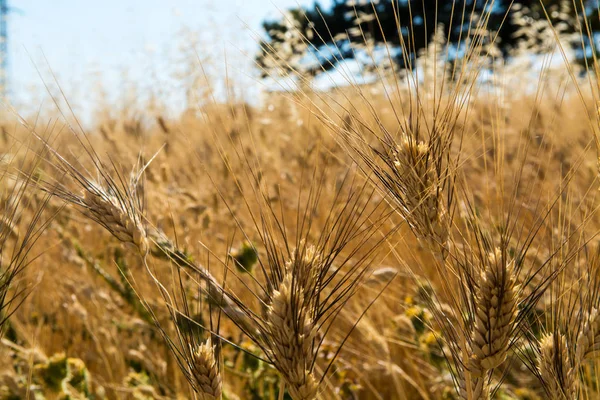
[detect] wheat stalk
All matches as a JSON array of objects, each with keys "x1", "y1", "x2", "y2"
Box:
[
  {"x1": 134, "y1": 250, "x2": 228, "y2": 399},
  {"x1": 147, "y1": 228, "x2": 258, "y2": 336},
  {"x1": 29, "y1": 132, "x2": 259, "y2": 340}
]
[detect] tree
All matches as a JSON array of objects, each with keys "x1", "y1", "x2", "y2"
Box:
[{"x1": 256, "y1": 0, "x2": 595, "y2": 81}]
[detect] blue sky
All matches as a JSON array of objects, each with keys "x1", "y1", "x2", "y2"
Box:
[{"x1": 9, "y1": 0, "x2": 330, "y2": 116}]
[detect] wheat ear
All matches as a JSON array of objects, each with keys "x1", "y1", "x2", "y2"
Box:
[
  {"x1": 470, "y1": 249, "x2": 519, "y2": 371},
  {"x1": 191, "y1": 339, "x2": 222, "y2": 400},
  {"x1": 82, "y1": 188, "x2": 149, "y2": 255},
  {"x1": 575, "y1": 307, "x2": 600, "y2": 365},
  {"x1": 538, "y1": 333, "x2": 577, "y2": 400},
  {"x1": 461, "y1": 248, "x2": 520, "y2": 399},
  {"x1": 266, "y1": 249, "x2": 319, "y2": 400},
  {"x1": 392, "y1": 137, "x2": 448, "y2": 249},
  {"x1": 28, "y1": 132, "x2": 150, "y2": 256}
]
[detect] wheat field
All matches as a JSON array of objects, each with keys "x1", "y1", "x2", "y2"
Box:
[{"x1": 2, "y1": 1, "x2": 600, "y2": 400}]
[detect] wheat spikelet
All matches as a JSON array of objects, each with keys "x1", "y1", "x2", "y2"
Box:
[
  {"x1": 469, "y1": 248, "x2": 519, "y2": 374},
  {"x1": 266, "y1": 247, "x2": 319, "y2": 400},
  {"x1": 191, "y1": 339, "x2": 222, "y2": 400},
  {"x1": 575, "y1": 307, "x2": 600, "y2": 365},
  {"x1": 538, "y1": 333, "x2": 576, "y2": 400}
]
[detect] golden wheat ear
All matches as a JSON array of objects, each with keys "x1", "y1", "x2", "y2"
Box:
[
  {"x1": 26, "y1": 127, "x2": 261, "y2": 356},
  {"x1": 191, "y1": 338, "x2": 222, "y2": 400},
  {"x1": 337, "y1": 124, "x2": 453, "y2": 257},
  {"x1": 423, "y1": 190, "x2": 580, "y2": 400},
  {"x1": 524, "y1": 245, "x2": 600, "y2": 400},
  {"x1": 198, "y1": 151, "x2": 393, "y2": 399},
  {"x1": 537, "y1": 333, "x2": 577, "y2": 400},
  {"x1": 438, "y1": 246, "x2": 521, "y2": 400},
  {"x1": 263, "y1": 246, "x2": 320, "y2": 400},
  {"x1": 27, "y1": 131, "x2": 151, "y2": 256},
  {"x1": 458, "y1": 247, "x2": 520, "y2": 400}
]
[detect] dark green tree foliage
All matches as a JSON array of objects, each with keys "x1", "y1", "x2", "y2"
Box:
[{"x1": 256, "y1": 0, "x2": 599, "y2": 78}]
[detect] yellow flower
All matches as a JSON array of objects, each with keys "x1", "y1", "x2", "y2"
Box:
[
  {"x1": 405, "y1": 306, "x2": 421, "y2": 318},
  {"x1": 421, "y1": 331, "x2": 437, "y2": 346}
]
